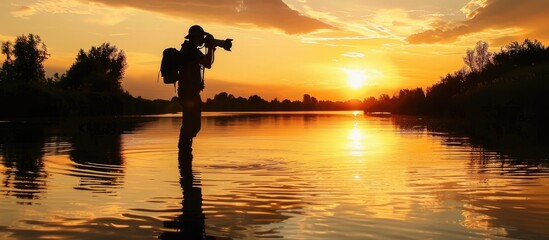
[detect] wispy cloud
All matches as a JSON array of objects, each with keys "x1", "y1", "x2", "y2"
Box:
[
  {"x1": 341, "y1": 52, "x2": 365, "y2": 58},
  {"x1": 407, "y1": 0, "x2": 549, "y2": 44},
  {"x1": 301, "y1": 35, "x2": 386, "y2": 43},
  {"x1": 11, "y1": 5, "x2": 36, "y2": 17},
  {"x1": 83, "y1": 0, "x2": 334, "y2": 34},
  {"x1": 284, "y1": 1, "x2": 452, "y2": 45},
  {"x1": 13, "y1": 0, "x2": 99, "y2": 16},
  {"x1": 11, "y1": 0, "x2": 132, "y2": 26}
]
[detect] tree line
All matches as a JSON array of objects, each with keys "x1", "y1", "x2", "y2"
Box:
[
  {"x1": 202, "y1": 92, "x2": 363, "y2": 111},
  {"x1": 0, "y1": 34, "x2": 179, "y2": 117},
  {"x1": 0, "y1": 33, "x2": 367, "y2": 117},
  {"x1": 364, "y1": 39, "x2": 549, "y2": 125},
  {"x1": 2, "y1": 34, "x2": 548, "y2": 120}
]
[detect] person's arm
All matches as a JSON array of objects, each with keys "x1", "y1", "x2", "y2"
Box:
[{"x1": 199, "y1": 46, "x2": 215, "y2": 69}]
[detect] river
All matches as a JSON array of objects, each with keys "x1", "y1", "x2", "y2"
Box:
[{"x1": 0, "y1": 111, "x2": 548, "y2": 239}]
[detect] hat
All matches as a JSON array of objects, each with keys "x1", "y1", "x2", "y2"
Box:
[{"x1": 185, "y1": 25, "x2": 207, "y2": 39}]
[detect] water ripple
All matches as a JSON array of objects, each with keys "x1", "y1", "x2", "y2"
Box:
[{"x1": 0, "y1": 113, "x2": 548, "y2": 239}]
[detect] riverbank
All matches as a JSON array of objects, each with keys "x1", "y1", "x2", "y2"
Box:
[{"x1": 0, "y1": 82, "x2": 181, "y2": 118}]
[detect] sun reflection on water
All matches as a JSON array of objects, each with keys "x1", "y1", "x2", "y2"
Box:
[
  {"x1": 347, "y1": 126, "x2": 365, "y2": 156},
  {"x1": 0, "y1": 113, "x2": 548, "y2": 239},
  {"x1": 347, "y1": 111, "x2": 366, "y2": 157}
]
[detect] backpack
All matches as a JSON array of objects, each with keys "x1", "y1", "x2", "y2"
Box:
[{"x1": 159, "y1": 48, "x2": 182, "y2": 84}]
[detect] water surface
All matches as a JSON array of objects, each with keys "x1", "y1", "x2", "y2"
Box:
[{"x1": 0, "y1": 112, "x2": 548, "y2": 239}]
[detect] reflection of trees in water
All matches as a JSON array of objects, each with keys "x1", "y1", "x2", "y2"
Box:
[
  {"x1": 392, "y1": 116, "x2": 549, "y2": 239},
  {"x1": 205, "y1": 114, "x2": 263, "y2": 127},
  {"x1": 70, "y1": 122, "x2": 124, "y2": 165},
  {"x1": 66, "y1": 118, "x2": 149, "y2": 194},
  {"x1": 0, "y1": 123, "x2": 47, "y2": 202},
  {"x1": 69, "y1": 126, "x2": 124, "y2": 194},
  {"x1": 391, "y1": 116, "x2": 549, "y2": 167},
  {"x1": 0, "y1": 118, "x2": 152, "y2": 200},
  {"x1": 205, "y1": 112, "x2": 332, "y2": 128}
]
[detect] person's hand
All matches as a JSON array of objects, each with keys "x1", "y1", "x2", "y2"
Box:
[{"x1": 204, "y1": 33, "x2": 216, "y2": 48}]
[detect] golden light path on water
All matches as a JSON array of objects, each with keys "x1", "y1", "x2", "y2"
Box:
[{"x1": 0, "y1": 112, "x2": 548, "y2": 239}]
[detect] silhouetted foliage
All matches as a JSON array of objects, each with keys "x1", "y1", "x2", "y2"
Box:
[
  {"x1": 394, "y1": 88, "x2": 426, "y2": 114},
  {"x1": 424, "y1": 68, "x2": 468, "y2": 114},
  {"x1": 59, "y1": 43, "x2": 126, "y2": 92},
  {"x1": 464, "y1": 41, "x2": 493, "y2": 73},
  {"x1": 493, "y1": 39, "x2": 549, "y2": 66},
  {"x1": 365, "y1": 39, "x2": 549, "y2": 129},
  {"x1": 0, "y1": 34, "x2": 179, "y2": 117},
  {"x1": 0, "y1": 34, "x2": 49, "y2": 84},
  {"x1": 204, "y1": 92, "x2": 363, "y2": 111}
]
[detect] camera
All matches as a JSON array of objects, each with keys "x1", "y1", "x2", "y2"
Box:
[
  {"x1": 205, "y1": 34, "x2": 233, "y2": 51},
  {"x1": 212, "y1": 38, "x2": 233, "y2": 51}
]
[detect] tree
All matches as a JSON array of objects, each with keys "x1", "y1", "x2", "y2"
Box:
[
  {"x1": 493, "y1": 39, "x2": 549, "y2": 66},
  {"x1": 213, "y1": 92, "x2": 230, "y2": 102},
  {"x1": 303, "y1": 94, "x2": 312, "y2": 104},
  {"x1": 394, "y1": 88, "x2": 426, "y2": 114},
  {"x1": 0, "y1": 34, "x2": 49, "y2": 83},
  {"x1": 302, "y1": 94, "x2": 317, "y2": 110},
  {"x1": 463, "y1": 41, "x2": 493, "y2": 73},
  {"x1": 60, "y1": 43, "x2": 126, "y2": 92}
]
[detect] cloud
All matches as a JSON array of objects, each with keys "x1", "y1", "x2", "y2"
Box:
[
  {"x1": 460, "y1": 0, "x2": 488, "y2": 19},
  {"x1": 85, "y1": 0, "x2": 333, "y2": 34},
  {"x1": 286, "y1": 2, "x2": 452, "y2": 45},
  {"x1": 11, "y1": 0, "x2": 131, "y2": 26},
  {"x1": 407, "y1": 0, "x2": 549, "y2": 44},
  {"x1": 341, "y1": 52, "x2": 365, "y2": 58},
  {"x1": 12, "y1": 0, "x2": 97, "y2": 16},
  {"x1": 11, "y1": 6, "x2": 36, "y2": 17}
]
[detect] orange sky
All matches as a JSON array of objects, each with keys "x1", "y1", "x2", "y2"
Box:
[{"x1": 1, "y1": 0, "x2": 548, "y2": 101}]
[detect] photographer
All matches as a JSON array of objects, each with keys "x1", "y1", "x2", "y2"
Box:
[{"x1": 178, "y1": 25, "x2": 216, "y2": 151}]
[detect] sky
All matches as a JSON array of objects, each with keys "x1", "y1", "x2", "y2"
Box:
[{"x1": 1, "y1": 0, "x2": 548, "y2": 101}]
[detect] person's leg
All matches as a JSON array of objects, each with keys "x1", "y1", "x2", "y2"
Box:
[
  {"x1": 179, "y1": 98, "x2": 193, "y2": 150},
  {"x1": 178, "y1": 95, "x2": 202, "y2": 150},
  {"x1": 188, "y1": 95, "x2": 202, "y2": 138}
]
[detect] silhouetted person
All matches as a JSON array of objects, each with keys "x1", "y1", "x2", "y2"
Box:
[{"x1": 178, "y1": 25, "x2": 216, "y2": 151}]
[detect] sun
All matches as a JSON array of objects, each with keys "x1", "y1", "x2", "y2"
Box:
[{"x1": 344, "y1": 69, "x2": 367, "y2": 89}]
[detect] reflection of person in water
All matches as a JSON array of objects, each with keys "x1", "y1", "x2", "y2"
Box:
[
  {"x1": 160, "y1": 148, "x2": 206, "y2": 239},
  {"x1": 178, "y1": 25, "x2": 216, "y2": 151}
]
